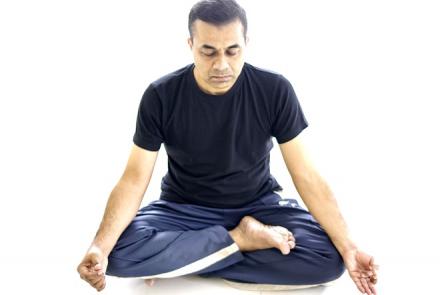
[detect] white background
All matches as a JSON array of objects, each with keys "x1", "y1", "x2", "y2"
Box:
[{"x1": 0, "y1": 0, "x2": 439, "y2": 294}]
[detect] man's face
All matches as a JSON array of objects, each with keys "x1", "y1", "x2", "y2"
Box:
[{"x1": 188, "y1": 19, "x2": 247, "y2": 95}]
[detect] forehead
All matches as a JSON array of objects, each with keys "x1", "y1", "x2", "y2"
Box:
[{"x1": 192, "y1": 19, "x2": 245, "y2": 47}]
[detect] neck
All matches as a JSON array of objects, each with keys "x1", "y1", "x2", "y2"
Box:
[{"x1": 193, "y1": 67, "x2": 231, "y2": 95}]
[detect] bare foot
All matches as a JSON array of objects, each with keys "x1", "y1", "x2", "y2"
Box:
[
  {"x1": 229, "y1": 216, "x2": 295, "y2": 255},
  {"x1": 144, "y1": 279, "x2": 155, "y2": 287}
]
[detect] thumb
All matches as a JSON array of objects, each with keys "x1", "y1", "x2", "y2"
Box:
[
  {"x1": 90, "y1": 253, "x2": 109, "y2": 275},
  {"x1": 90, "y1": 252, "x2": 100, "y2": 263},
  {"x1": 87, "y1": 253, "x2": 102, "y2": 270},
  {"x1": 369, "y1": 256, "x2": 374, "y2": 269}
]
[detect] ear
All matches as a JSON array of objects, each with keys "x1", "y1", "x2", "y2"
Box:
[
  {"x1": 187, "y1": 37, "x2": 193, "y2": 50},
  {"x1": 245, "y1": 35, "x2": 250, "y2": 46}
]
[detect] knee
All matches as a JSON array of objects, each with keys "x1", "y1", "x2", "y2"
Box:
[
  {"x1": 316, "y1": 246, "x2": 346, "y2": 283},
  {"x1": 104, "y1": 230, "x2": 149, "y2": 277},
  {"x1": 105, "y1": 247, "x2": 138, "y2": 277},
  {"x1": 290, "y1": 240, "x2": 345, "y2": 284}
]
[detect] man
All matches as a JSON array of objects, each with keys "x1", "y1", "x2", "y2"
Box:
[{"x1": 77, "y1": 0, "x2": 378, "y2": 294}]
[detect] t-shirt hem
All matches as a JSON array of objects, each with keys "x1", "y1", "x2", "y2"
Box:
[
  {"x1": 276, "y1": 124, "x2": 308, "y2": 144},
  {"x1": 133, "y1": 137, "x2": 161, "y2": 151}
]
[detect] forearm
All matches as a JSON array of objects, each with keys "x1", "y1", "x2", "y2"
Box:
[
  {"x1": 91, "y1": 180, "x2": 146, "y2": 257},
  {"x1": 292, "y1": 172, "x2": 357, "y2": 255}
]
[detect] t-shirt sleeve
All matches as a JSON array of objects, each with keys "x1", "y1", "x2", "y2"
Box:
[
  {"x1": 271, "y1": 76, "x2": 309, "y2": 144},
  {"x1": 133, "y1": 84, "x2": 164, "y2": 151}
]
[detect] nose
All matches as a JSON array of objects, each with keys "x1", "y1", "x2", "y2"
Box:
[{"x1": 212, "y1": 53, "x2": 229, "y2": 72}]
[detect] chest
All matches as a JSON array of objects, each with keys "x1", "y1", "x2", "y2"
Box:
[{"x1": 163, "y1": 93, "x2": 272, "y2": 169}]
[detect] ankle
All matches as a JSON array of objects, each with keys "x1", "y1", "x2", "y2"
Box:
[{"x1": 229, "y1": 228, "x2": 244, "y2": 251}]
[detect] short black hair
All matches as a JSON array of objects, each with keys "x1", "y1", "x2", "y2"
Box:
[{"x1": 188, "y1": 0, "x2": 247, "y2": 39}]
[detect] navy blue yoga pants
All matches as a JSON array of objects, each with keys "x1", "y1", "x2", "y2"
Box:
[{"x1": 106, "y1": 192, "x2": 345, "y2": 285}]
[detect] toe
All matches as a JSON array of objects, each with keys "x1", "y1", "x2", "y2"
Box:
[
  {"x1": 280, "y1": 242, "x2": 291, "y2": 255},
  {"x1": 144, "y1": 279, "x2": 156, "y2": 287}
]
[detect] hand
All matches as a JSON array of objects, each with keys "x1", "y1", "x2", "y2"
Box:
[
  {"x1": 343, "y1": 249, "x2": 379, "y2": 295},
  {"x1": 77, "y1": 245, "x2": 108, "y2": 292}
]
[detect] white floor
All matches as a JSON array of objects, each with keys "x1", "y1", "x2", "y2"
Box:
[
  {"x1": 1, "y1": 251, "x2": 432, "y2": 294},
  {"x1": 65, "y1": 254, "x2": 437, "y2": 294},
  {"x1": 69, "y1": 255, "x2": 433, "y2": 294}
]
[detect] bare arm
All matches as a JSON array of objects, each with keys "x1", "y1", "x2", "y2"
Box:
[
  {"x1": 91, "y1": 144, "x2": 159, "y2": 256},
  {"x1": 279, "y1": 134, "x2": 378, "y2": 294},
  {"x1": 279, "y1": 135, "x2": 355, "y2": 254},
  {"x1": 78, "y1": 144, "x2": 159, "y2": 291}
]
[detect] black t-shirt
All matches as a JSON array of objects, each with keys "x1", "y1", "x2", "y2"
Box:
[{"x1": 133, "y1": 62, "x2": 308, "y2": 208}]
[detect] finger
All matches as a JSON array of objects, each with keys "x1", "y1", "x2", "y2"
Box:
[
  {"x1": 95, "y1": 279, "x2": 106, "y2": 289},
  {"x1": 365, "y1": 279, "x2": 377, "y2": 295},
  {"x1": 93, "y1": 277, "x2": 106, "y2": 291},
  {"x1": 89, "y1": 275, "x2": 104, "y2": 286},
  {"x1": 372, "y1": 264, "x2": 380, "y2": 271},
  {"x1": 86, "y1": 275, "x2": 103, "y2": 285},
  {"x1": 87, "y1": 268, "x2": 104, "y2": 278},
  {"x1": 91, "y1": 276, "x2": 104, "y2": 286},
  {"x1": 360, "y1": 271, "x2": 374, "y2": 278},
  {"x1": 369, "y1": 256, "x2": 374, "y2": 268},
  {"x1": 87, "y1": 264, "x2": 105, "y2": 277},
  {"x1": 360, "y1": 277, "x2": 372, "y2": 295},
  {"x1": 369, "y1": 258, "x2": 379, "y2": 271},
  {"x1": 84, "y1": 272, "x2": 102, "y2": 284},
  {"x1": 353, "y1": 278, "x2": 365, "y2": 294},
  {"x1": 97, "y1": 282, "x2": 106, "y2": 292},
  {"x1": 92, "y1": 277, "x2": 105, "y2": 288},
  {"x1": 349, "y1": 273, "x2": 365, "y2": 294},
  {"x1": 89, "y1": 255, "x2": 105, "y2": 273},
  {"x1": 94, "y1": 264, "x2": 102, "y2": 271},
  {"x1": 94, "y1": 262, "x2": 107, "y2": 274},
  {"x1": 96, "y1": 269, "x2": 105, "y2": 276},
  {"x1": 78, "y1": 263, "x2": 91, "y2": 276},
  {"x1": 370, "y1": 265, "x2": 379, "y2": 281},
  {"x1": 288, "y1": 241, "x2": 295, "y2": 249}
]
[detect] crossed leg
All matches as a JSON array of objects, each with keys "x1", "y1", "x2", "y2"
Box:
[
  {"x1": 199, "y1": 195, "x2": 345, "y2": 287},
  {"x1": 144, "y1": 214, "x2": 297, "y2": 287},
  {"x1": 106, "y1": 193, "x2": 345, "y2": 289}
]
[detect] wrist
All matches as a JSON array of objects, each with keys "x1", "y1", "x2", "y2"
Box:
[
  {"x1": 334, "y1": 239, "x2": 358, "y2": 257},
  {"x1": 89, "y1": 241, "x2": 113, "y2": 258}
]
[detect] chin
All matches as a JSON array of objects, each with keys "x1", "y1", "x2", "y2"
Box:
[{"x1": 212, "y1": 83, "x2": 232, "y2": 90}]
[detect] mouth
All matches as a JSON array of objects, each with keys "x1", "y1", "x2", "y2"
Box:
[{"x1": 210, "y1": 75, "x2": 233, "y2": 82}]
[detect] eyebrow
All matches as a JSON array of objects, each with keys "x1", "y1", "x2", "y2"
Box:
[{"x1": 201, "y1": 44, "x2": 241, "y2": 51}]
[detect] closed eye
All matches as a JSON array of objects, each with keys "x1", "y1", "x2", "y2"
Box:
[
  {"x1": 202, "y1": 51, "x2": 216, "y2": 57},
  {"x1": 226, "y1": 48, "x2": 239, "y2": 56}
]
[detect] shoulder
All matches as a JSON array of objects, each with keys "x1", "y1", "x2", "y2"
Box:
[
  {"x1": 149, "y1": 64, "x2": 193, "y2": 93},
  {"x1": 140, "y1": 64, "x2": 192, "y2": 107},
  {"x1": 243, "y1": 63, "x2": 291, "y2": 89}
]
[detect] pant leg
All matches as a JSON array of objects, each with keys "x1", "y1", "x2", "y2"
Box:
[
  {"x1": 105, "y1": 200, "x2": 244, "y2": 278},
  {"x1": 199, "y1": 192, "x2": 345, "y2": 285}
]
